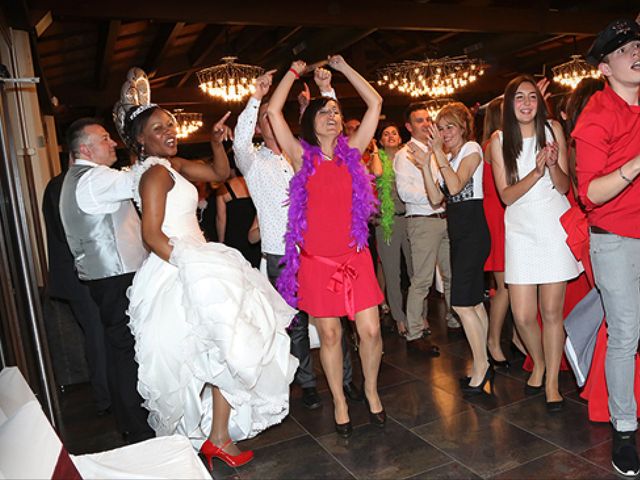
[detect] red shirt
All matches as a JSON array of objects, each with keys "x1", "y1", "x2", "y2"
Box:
[{"x1": 573, "y1": 84, "x2": 640, "y2": 238}]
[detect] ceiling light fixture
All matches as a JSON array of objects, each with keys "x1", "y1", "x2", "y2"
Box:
[
  {"x1": 173, "y1": 109, "x2": 203, "y2": 139},
  {"x1": 196, "y1": 57, "x2": 264, "y2": 102},
  {"x1": 376, "y1": 56, "x2": 487, "y2": 98},
  {"x1": 551, "y1": 54, "x2": 601, "y2": 90}
]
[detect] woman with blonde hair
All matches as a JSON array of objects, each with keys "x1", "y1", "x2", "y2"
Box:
[{"x1": 408, "y1": 102, "x2": 492, "y2": 394}]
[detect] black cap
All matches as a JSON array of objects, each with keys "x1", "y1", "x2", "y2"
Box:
[{"x1": 586, "y1": 18, "x2": 640, "y2": 66}]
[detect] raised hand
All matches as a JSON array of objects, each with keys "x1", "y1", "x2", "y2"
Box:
[
  {"x1": 407, "y1": 141, "x2": 430, "y2": 169},
  {"x1": 327, "y1": 55, "x2": 347, "y2": 72},
  {"x1": 536, "y1": 77, "x2": 551, "y2": 101},
  {"x1": 211, "y1": 111, "x2": 233, "y2": 143},
  {"x1": 297, "y1": 82, "x2": 311, "y2": 113},
  {"x1": 290, "y1": 60, "x2": 306, "y2": 78},
  {"x1": 253, "y1": 69, "x2": 276, "y2": 100},
  {"x1": 314, "y1": 67, "x2": 332, "y2": 92}
]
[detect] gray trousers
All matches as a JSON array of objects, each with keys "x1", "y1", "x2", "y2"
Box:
[
  {"x1": 405, "y1": 216, "x2": 453, "y2": 341},
  {"x1": 375, "y1": 215, "x2": 412, "y2": 327},
  {"x1": 591, "y1": 232, "x2": 640, "y2": 432},
  {"x1": 266, "y1": 253, "x2": 353, "y2": 388}
]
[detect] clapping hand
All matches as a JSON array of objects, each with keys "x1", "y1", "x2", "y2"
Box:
[
  {"x1": 534, "y1": 146, "x2": 547, "y2": 178},
  {"x1": 545, "y1": 142, "x2": 559, "y2": 167},
  {"x1": 253, "y1": 69, "x2": 276, "y2": 100},
  {"x1": 426, "y1": 124, "x2": 444, "y2": 152},
  {"x1": 211, "y1": 111, "x2": 233, "y2": 143},
  {"x1": 407, "y1": 141, "x2": 430, "y2": 169}
]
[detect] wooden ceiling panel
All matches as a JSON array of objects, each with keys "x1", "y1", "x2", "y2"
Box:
[{"x1": 10, "y1": 0, "x2": 637, "y2": 139}]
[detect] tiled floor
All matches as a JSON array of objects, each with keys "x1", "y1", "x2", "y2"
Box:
[{"x1": 57, "y1": 296, "x2": 622, "y2": 479}]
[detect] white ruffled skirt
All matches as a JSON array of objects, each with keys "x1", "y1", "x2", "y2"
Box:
[{"x1": 127, "y1": 237, "x2": 298, "y2": 448}]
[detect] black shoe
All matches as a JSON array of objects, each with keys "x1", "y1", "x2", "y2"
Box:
[
  {"x1": 335, "y1": 421, "x2": 353, "y2": 438},
  {"x1": 343, "y1": 382, "x2": 365, "y2": 403},
  {"x1": 461, "y1": 365, "x2": 494, "y2": 396},
  {"x1": 488, "y1": 351, "x2": 510, "y2": 369},
  {"x1": 612, "y1": 430, "x2": 640, "y2": 477},
  {"x1": 406, "y1": 338, "x2": 440, "y2": 357},
  {"x1": 301, "y1": 387, "x2": 322, "y2": 410},
  {"x1": 524, "y1": 380, "x2": 544, "y2": 396},
  {"x1": 369, "y1": 409, "x2": 386, "y2": 427},
  {"x1": 365, "y1": 398, "x2": 386, "y2": 427},
  {"x1": 546, "y1": 398, "x2": 565, "y2": 413}
]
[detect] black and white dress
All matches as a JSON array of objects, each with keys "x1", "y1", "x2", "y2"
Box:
[{"x1": 442, "y1": 141, "x2": 491, "y2": 307}]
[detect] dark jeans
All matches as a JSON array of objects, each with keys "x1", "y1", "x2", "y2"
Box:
[
  {"x1": 87, "y1": 272, "x2": 154, "y2": 442},
  {"x1": 266, "y1": 253, "x2": 353, "y2": 388}
]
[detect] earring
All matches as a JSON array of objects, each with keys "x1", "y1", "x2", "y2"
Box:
[{"x1": 140, "y1": 144, "x2": 146, "y2": 159}]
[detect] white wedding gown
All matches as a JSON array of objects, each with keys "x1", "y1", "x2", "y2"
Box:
[{"x1": 127, "y1": 157, "x2": 298, "y2": 448}]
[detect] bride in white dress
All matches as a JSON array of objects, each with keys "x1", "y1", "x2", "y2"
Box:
[{"x1": 115, "y1": 74, "x2": 298, "y2": 470}]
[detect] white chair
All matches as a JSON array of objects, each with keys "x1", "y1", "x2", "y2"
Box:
[{"x1": 0, "y1": 367, "x2": 211, "y2": 479}]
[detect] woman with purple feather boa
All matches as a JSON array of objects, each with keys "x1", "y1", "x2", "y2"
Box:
[{"x1": 267, "y1": 55, "x2": 385, "y2": 437}]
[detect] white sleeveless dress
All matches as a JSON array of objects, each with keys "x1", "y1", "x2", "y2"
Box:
[
  {"x1": 501, "y1": 132, "x2": 583, "y2": 284},
  {"x1": 126, "y1": 157, "x2": 298, "y2": 448}
]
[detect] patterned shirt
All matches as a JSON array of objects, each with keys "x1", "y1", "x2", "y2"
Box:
[{"x1": 233, "y1": 97, "x2": 294, "y2": 255}]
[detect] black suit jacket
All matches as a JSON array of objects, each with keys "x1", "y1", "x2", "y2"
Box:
[{"x1": 42, "y1": 172, "x2": 89, "y2": 300}]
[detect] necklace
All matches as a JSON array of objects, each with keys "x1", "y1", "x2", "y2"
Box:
[{"x1": 321, "y1": 151, "x2": 333, "y2": 161}]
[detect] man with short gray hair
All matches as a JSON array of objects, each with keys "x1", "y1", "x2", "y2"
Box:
[{"x1": 59, "y1": 118, "x2": 153, "y2": 444}]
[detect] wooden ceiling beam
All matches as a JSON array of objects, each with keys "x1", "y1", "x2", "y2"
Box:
[
  {"x1": 173, "y1": 25, "x2": 225, "y2": 87},
  {"x1": 95, "y1": 19, "x2": 120, "y2": 90},
  {"x1": 144, "y1": 22, "x2": 185, "y2": 79},
  {"x1": 32, "y1": 0, "x2": 630, "y2": 35}
]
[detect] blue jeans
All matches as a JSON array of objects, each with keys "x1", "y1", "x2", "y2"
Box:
[{"x1": 591, "y1": 232, "x2": 640, "y2": 432}]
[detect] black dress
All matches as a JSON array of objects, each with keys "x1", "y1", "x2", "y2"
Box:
[{"x1": 223, "y1": 180, "x2": 261, "y2": 268}]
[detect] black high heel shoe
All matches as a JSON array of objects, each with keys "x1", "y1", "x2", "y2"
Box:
[
  {"x1": 524, "y1": 374, "x2": 545, "y2": 396},
  {"x1": 335, "y1": 421, "x2": 353, "y2": 438},
  {"x1": 488, "y1": 351, "x2": 510, "y2": 369},
  {"x1": 365, "y1": 398, "x2": 386, "y2": 427},
  {"x1": 461, "y1": 366, "x2": 495, "y2": 396}
]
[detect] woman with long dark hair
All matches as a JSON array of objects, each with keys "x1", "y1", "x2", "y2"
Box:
[
  {"x1": 490, "y1": 75, "x2": 582, "y2": 411},
  {"x1": 267, "y1": 55, "x2": 384, "y2": 437}
]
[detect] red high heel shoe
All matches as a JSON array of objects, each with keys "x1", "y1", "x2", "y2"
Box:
[{"x1": 199, "y1": 438, "x2": 254, "y2": 469}]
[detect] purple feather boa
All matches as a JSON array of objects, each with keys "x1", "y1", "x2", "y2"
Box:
[{"x1": 277, "y1": 135, "x2": 378, "y2": 309}]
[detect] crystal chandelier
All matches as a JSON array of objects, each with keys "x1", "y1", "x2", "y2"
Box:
[
  {"x1": 424, "y1": 98, "x2": 455, "y2": 120},
  {"x1": 173, "y1": 109, "x2": 203, "y2": 139},
  {"x1": 376, "y1": 56, "x2": 486, "y2": 98},
  {"x1": 197, "y1": 57, "x2": 264, "y2": 102},
  {"x1": 552, "y1": 55, "x2": 602, "y2": 90}
]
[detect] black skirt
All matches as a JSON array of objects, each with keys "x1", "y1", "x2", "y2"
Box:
[{"x1": 446, "y1": 199, "x2": 491, "y2": 307}]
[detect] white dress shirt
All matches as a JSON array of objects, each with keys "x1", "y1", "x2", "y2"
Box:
[
  {"x1": 394, "y1": 137, "x2": 445, "y2": 216},
  {"x1": 233, "y1": 97, "x2": 293, "y2": 256},
  {"x1": 74, "y1": 159, "x2": 136, "y2": 214}
]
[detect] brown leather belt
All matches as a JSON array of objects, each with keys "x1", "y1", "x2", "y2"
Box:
[
  {"x1": 406, "y1": 212, "x2": 447, "y2": 219},
  {"x1": 590, "y1": 225, "x2": 612, "y2": 235}
]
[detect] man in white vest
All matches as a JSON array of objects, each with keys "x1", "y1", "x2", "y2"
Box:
[{"x1": 59, "y1": 118, "x2": 153, "y2": 443}]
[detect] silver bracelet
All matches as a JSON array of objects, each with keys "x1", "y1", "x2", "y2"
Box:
[{"x1": 619, "y1": 166, "x2": 633, "y2": 184}]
